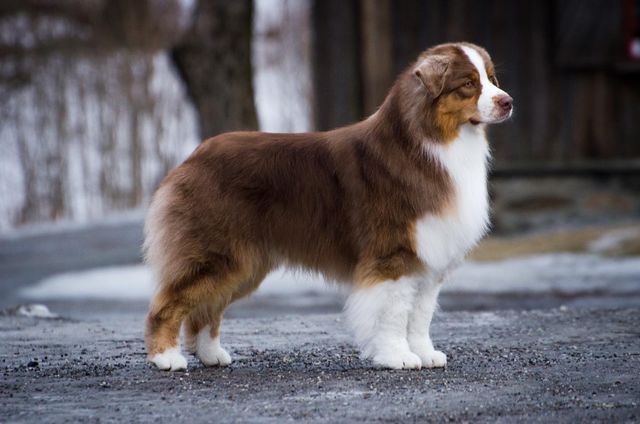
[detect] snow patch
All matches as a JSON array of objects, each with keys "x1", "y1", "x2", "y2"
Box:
[
  {"x1": 21, "y1": 265, "x2": 154, "y2": 300},
  {"x1": 20, "y1": 253, "x2": 640, "y2": 302},
  {"x1": 588, "y1": 228, "x2": 640, "y2": 254},
  {"x1": 21, "y1": 266, "x2": 331, "y2": 300},
  {"x1": 11, "y1": 304, "x2": 59, "y2": 318},
  {"x1": 446, "y1": 253, "x2": 640, "y2": 295}
]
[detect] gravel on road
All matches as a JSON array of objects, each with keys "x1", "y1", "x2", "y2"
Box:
[{"x1": 1, "y1": 307, "x2": 638, "y2": 423}]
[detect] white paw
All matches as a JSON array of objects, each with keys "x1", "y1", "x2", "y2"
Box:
[
  {"x1": 198, "y1": 343, "x2": 231, "y2": 367},
  {"x1": 149, "y1": 347, "x2": 188, "y2": 371},
  {"x1": 372, "y1": 350, "x2": 422, "y2": 370},
  {"x1": 415, "y1": 349, "x2": 447, "y2": 368},
  {"x1": 196, "y1": 326, "x2": 232, "y2": 367}
]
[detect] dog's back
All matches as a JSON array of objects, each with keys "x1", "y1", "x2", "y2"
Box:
[{"x1": 144, "y1": 131, "x2": 356, "y2": 291}]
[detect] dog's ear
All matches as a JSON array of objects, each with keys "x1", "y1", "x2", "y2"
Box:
[{"x1": 413, "y1": 55, "x2": 450, "y2": 98}]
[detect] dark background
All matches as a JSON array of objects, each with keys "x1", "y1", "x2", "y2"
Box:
[
  {"x1": 314, "y1": 0, "x2": 640, "y2": 164},
  {"x1": 0, "y1": 0, "x2": 639, "y2": 232}
]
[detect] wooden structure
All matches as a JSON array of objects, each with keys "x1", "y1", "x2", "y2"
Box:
[{"x1": 312, "y1": 0, "x2": 640, "y2": 165}]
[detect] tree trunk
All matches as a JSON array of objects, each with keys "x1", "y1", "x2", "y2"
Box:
[{"x1": 171, "y1": 0, "x2": 258, "y2": 140}]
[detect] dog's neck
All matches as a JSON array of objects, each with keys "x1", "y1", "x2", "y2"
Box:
[
  {"x1": 360, "y1": 82, "x2": 443, "y2": 161},
  {"x1": 364, "y1": 74, "x2": 488, "y2": 152},
  {"x1": 362, "y1": 90, "x2": 419, "y2": 155}
]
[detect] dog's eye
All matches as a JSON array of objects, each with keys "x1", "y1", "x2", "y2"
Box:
[{"x1": 463, "y1": 80, "x2": 474, "y2": 89}]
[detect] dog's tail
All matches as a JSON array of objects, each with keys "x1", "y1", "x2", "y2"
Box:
[{"x1": 143, "y1": 183, "x2": 178, "y2": 289}]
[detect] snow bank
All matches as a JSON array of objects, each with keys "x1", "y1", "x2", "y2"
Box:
[
  {"x1": 448, "y1": 253, "x2": 640, "y2": 295},
  {"x1": 21, "y1": 266, "x2": 331, "y2": 300},
  {"x1": 21, "y1": 254, "x2": 640, "y2": 301}
]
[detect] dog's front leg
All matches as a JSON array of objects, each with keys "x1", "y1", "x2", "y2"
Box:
[
  {"x1": 406, "y1": 273, "x2": 447, "y2": 368},
  {"x1": 345, "y1": 277, "x2": 422, "y2": 369}
]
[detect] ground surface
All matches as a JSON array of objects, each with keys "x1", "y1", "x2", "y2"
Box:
[
  {"x1": 2, "y1": 220, "x2": 640, "y2": 422},
  {"x1": 1, "y1": 308, "x2": 638, "y2": 423}
]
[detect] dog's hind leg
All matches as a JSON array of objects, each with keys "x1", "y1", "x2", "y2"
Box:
[
  {"x1": 145, "y1": 286, "x2": 194, "y2": 371},
  {"x1": 184, "y1": 303, "x2": 219, "y2": 354},
  {"x1": 184, "y1": 300, "x2": 231, "y2": 367},
  {"x1": 145, "y1": 264, "x2": 240, "y2": 371},
  {"x1": 185, "y1": 265, "x2": 271, "y2": 367}
]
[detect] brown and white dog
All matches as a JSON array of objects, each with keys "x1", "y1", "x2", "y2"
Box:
[{"x1": 144, "y1": 42, "x2": 513, "y2": 371}]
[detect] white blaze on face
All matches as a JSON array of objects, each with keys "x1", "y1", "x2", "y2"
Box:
[{"x1": 460, "y1": 45, "x2": 511, "y2": 123}]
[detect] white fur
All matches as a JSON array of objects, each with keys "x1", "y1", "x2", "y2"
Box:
[
  {"x1": 149, "y1": 347, "x2": 188, "y2": 371},
  {"x1": 345, "y1": 277, "x2": 422, "y2": 369},
  {"x1": 418, "y1": 125, "x2": 491, "y2": 273},
  {"x1": 402, "y1": 117, "x2": 493, "y2": 369},
  {"x1": 407, "y1": 273, "x2": 447, "y2": 368},
  {"x1": 347, "y1": 109, "x2": 492, "y2": 370},
  {"x1": 195, "y1": 325, "x2": 232, "y2": 366},
  {"x1": 460, "y1": 45, "x2": 511, "y2": 123},
  {"x1": 143, "y1": 185, "x2": 172, "y2": 281}
]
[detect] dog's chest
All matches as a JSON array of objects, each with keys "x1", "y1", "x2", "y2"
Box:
[{"x1": 415, "y1": 127, "x2": 490, "y2": 273}]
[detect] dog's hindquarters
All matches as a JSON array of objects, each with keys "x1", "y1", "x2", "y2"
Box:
[{"x1": 143, "y1": 181, "x2": 272, "y2": 370}]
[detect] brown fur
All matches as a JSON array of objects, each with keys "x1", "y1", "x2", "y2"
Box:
[{"x1": 144, "y1": 42, "x2": 495, "y2": 356}]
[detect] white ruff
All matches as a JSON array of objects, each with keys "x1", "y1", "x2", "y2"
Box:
[{"x1": 417, "y1": 125, "x2": 490, "y2": 273}]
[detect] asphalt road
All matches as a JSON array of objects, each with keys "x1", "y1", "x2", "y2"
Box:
[{"x1": 2, "y1": 308, "x2": 638, "y2": 423}]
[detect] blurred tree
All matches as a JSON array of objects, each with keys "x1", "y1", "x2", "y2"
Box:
[
  {"x1": 0, "y1": 0, "x2": 199, "y2": 228},
  {"x1": 0, "y1": 0, "x2": 184, "y2": 53},
  {"x1": 171, "y1": 0, "x2": 258, "y2": 139},
  {"x1": 0, "y1": 0, "x2": 263, "y2": 229}
]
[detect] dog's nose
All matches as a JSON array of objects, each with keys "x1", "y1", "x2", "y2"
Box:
[{"x1": 496, "y1": 95, "x2": 513, "y2": 111}]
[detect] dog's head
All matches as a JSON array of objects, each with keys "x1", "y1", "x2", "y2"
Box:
[{"x1": 410, "y1": 42, "x2": 512, "y2": 140}]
